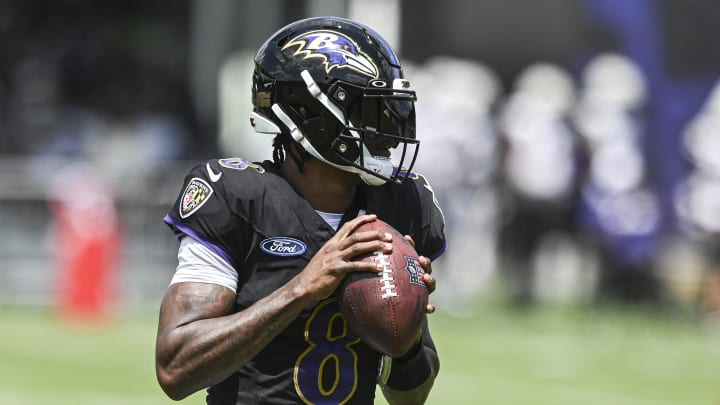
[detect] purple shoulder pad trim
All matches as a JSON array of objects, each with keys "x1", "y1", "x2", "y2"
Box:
[{"x1": 163, "y1": 214, "x2": 235, "y2": 267}]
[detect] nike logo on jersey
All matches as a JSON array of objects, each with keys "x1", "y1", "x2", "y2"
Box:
[{"x1": 206, "y1": 163, "x2": 222, "y2": 182}]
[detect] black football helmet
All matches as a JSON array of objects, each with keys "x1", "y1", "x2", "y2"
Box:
[{"x1": 250, "y1": 16, "x2": 418, "y2": 185}]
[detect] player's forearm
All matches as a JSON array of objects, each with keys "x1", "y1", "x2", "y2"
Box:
[
  {"x1": 156, "y1": 280, "x2": 313, "y2": 400},
  {"x1": 380, "y1": 331, "x2": 440, "y2": 405}
]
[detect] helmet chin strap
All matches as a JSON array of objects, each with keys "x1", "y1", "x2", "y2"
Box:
[{"x1": 359, "y1": 154, "x2": 393, "y2": 185}]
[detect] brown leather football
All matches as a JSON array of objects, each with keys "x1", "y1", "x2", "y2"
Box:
[{"x1": 336, "y1": 219, "x2": 428, "y2": 357}]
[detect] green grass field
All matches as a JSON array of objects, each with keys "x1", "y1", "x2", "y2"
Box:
[{"x1": 1, "y1": 303, "x2": 718, "y2": 405}]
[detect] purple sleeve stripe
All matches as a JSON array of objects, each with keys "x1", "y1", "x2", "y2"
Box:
[
  {"x1": 428, "y1": 240, "x2": 448, "y2": 262},
  {"x1": 163, "y1": 214, "x2": 236, "y2": 267}
]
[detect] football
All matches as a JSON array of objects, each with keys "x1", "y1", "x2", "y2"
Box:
[{"x1": 336, "y1": 219, "x2": 428, "y2": 357}]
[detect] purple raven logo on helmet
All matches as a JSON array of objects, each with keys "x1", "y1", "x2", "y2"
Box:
[{"x1": 282, "y1": 30, "x2": 379, "y2": 78}]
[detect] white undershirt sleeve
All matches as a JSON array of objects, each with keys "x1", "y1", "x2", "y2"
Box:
[{"x1": 170, "y1": 236, "x2": 239, "y2": 293}]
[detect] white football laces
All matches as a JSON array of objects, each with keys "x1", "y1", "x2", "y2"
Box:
[{"x1": 374, "y1": 251, "x2": 398, "y2": 299}]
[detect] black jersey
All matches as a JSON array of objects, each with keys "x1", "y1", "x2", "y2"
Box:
[{"x1": 164, "y1": 158, "x2": 447, "y2": 405}]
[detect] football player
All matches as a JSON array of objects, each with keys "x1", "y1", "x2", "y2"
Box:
[{"x1": 155, "y1": 17, "x2": 447, "y2": 404}]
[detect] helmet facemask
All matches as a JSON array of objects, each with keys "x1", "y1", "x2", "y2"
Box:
[
  {"x1": 254, "y1": 70, "x2": 419, "y2": 185},
  {"x1": 332, "y1": 79, "x2": 419, "y2": 185}
]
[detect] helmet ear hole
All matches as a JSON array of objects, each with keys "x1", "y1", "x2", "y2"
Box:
[
  {"x1": 329, "y1": 85, "x2": 353, "y2": 108},
  {"x1": 331, "y1": 137, "x2": 360, "y2": 161}
]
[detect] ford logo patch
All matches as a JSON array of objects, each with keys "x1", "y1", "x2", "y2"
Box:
[{"x1": 260, "y1": 237, "x2": 307, "y2": 257}]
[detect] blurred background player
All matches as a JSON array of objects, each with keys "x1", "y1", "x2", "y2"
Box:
[
  {"x1": 408, "y1": 56, "x2": 502, "y2": 314},
  {"x1": 155, "y1": 17, "x2": 446, "y2": 404},
  {"x1": 675, "y1": 78, "x2": 720, "y2": 323},
  {"x1": 572, "y1": 53, "x2": 663, "y2": 304},
  {"x1": 496, "y1": 62, "x2": 582, "y2": 307}
]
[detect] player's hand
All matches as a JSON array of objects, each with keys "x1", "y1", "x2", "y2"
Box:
[
  {"x1": 403, "y1": 235, "x2": 437, "y2": 314},
  {"x1": 298, "y1": 214, "x2": 391, "y2": 301}
]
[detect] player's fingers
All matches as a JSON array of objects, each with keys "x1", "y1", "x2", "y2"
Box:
[
  {"x1": 426, "y1": 303, "x2": 436, "y2": 314},
  {"x1": 344, "y1": 257, "x2": 386, "y2": 273},
  {"x1": 335, "y1": 214, "x2": 377, "y2": 238},
  {"x1": 341, "y1": 230, "x2": 391, "y2": 252},
  {"x1": 419, "y1": 256, "x2": 433, "y2": 275},
  {"x1": 341, "y1": 231, "x2": 392, "y2": 247},
  {"x1": 403, "y1": 234, "x2": 416, "y2": 247},
  {"x1": 423, "y1": 273, "x2": 436, "y2": 294},
  {"x1": 343, "y1": 239, "x2": 392, "y2": 261}
]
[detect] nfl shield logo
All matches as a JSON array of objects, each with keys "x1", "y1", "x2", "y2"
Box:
[
  {"x1": 404, "y1": 256, "x2": 426, "y2": 287},
  {"x1": 180, "y1": 178, "x2": 213, "y2": 218}
]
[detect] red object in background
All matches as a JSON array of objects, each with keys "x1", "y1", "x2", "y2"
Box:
[{"x1": 49, "y1": 164, "x2": 123, "y2": 322}]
